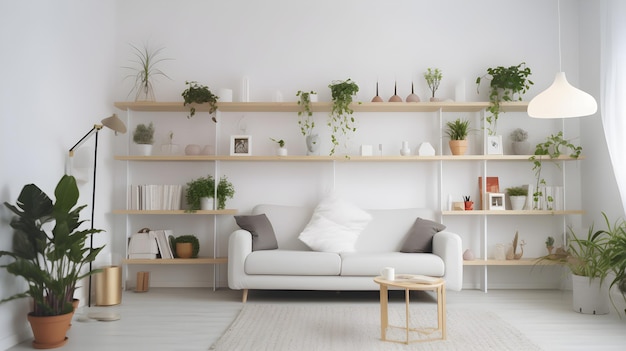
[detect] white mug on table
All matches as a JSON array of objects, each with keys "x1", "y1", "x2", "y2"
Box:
[{"x1": 381, "y1": 267, "x2": 395, "y2": 280}]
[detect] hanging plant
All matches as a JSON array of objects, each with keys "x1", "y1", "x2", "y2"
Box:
[
  {"x1": 328, "y1": 79, "x2": 359, "y2": 155},
  {"x1": 182, "y1": 81, "x2": 219, "y2": 120},
  {"x1": 476, "y1": 62, "x2": 533, "y2": 135},
  {"x1": 296, "y1": 90, "x2": 316, "y2": 137}
]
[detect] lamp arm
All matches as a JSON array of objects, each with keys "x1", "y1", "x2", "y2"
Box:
[{"x1": 69, "y1": 124, "x2": 103, "y2": 156}]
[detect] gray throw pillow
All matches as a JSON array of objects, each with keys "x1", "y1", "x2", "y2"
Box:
[
  {"x1": 234, "y1": 214, "x2": 279, "y2": 251},
  {"x1": 400, "y1": 218, "x2": 446, "y2": 253}
]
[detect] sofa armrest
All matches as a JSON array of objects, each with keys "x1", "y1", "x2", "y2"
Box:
[
  {"x1": 228, "y1": 229, "x2": 253, "y2": 290},
  {"x1": 432, "y1": 231, "x2": 463, "y2": 291}
]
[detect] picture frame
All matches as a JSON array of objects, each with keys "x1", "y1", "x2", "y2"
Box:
[
  {"x1": 230, "y1": 135, "x2": 252, "y2": 156},
  {"x1": 488, "y1": 192, "x2": 506, "y2": 210},
  {"x1": 487, "y1": 135, "x2": 503, "y2": 155}
]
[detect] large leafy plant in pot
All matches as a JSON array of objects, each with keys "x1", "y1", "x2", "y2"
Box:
[{"x1": 0, "y1": 175, "x2": 104, "y2": 346}]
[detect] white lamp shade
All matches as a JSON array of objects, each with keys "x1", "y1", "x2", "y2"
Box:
[{"x1": 528, "y1": 72, "x2": 597, "y2": 118}]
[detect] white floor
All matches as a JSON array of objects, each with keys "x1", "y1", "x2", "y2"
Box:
[{"x1": 6, "y1": 288, "x2": 626, "y2": 351}]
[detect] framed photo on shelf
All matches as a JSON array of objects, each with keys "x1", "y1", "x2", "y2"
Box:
[
  {"x1": 488, "y1": 192, "x2": 506, "y2": 210},
  {"x1": 486, "y1": 135, "x2": 503, "y2": 155},
  {"x1": 230, "y1": 135, "x2": 252, "y2": 156}
]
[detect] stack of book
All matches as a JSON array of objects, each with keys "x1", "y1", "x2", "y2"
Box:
[{"x1": 127, "y1": 229, "x2": 176, "y2": 259}]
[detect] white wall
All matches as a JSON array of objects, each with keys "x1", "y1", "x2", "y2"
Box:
[
  {"x1": 0, "y1": 0, "x2": 116, "y2": 349},
  {"x1": 1, "y1": 0, "x2": 620, "y2": 349}
]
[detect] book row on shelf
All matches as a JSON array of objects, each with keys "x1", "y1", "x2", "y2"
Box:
[{"x1": 129, "y1": 184, "x2": 183, "y2": 211}]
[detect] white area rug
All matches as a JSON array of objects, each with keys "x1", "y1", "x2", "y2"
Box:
[{"x1": 210, "y1": 304, "x2": 542, "y2": 351}]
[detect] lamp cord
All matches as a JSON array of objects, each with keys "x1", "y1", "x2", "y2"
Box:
[
  {"x1": 88, "y1": 130, "x2": 99, "y2": 307},
  {"x1": 557, "y1": 0, "x2": 562, "y2": 72}
]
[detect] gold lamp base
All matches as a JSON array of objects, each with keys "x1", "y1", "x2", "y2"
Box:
[{"x1": 95, "y1": 266, "x2": 122, "y2": 306}]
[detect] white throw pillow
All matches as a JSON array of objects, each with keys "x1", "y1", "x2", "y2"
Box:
[{"x1": 298, "y1": 195, "x2": 372, "y2": 252}]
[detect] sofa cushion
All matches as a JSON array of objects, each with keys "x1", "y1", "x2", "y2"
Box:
[
  {"x1": 234, "y1": 214, "x2": 279, "y2": 251},
  {"x1": 299, "y1": 195, "x2": 372, "y2": 253},
  {"x1": 400, "y1": 218, "x2": 446, "y2": 253},
  {"x1": 340, "y1": 252, "x2": 445, "y2": 277},
  {"x1": 245, "y1": 250, "x2": 341, "y2": 276}
]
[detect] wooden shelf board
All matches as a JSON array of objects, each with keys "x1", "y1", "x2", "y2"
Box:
[
  {"x1": 463, "y1": 258, "x2": 562, "y2": 266},
  {"x1": 112, "y1": 209, "x2": 237, "y2": 215},
  {"x1": 115, "y1": 154, "x2": 583, "y2": 162},
  {"x1": 114, "y1": 101, "x2": 528, "y2": 113},
  {"x1": 442, "y1": 210, "x2": 584, "y2": 215},
  {"x1": 123, "y1": 257, "x2": 228, "y2": 265}
]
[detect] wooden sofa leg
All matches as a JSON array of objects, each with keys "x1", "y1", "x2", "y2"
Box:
[{"x1": 242, "y1": 289, "x2": 248, "y2": 303}]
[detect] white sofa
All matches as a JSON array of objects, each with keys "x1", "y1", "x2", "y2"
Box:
[{"x1": 228, "y1": 204, "x2": 463, "y2": 302}]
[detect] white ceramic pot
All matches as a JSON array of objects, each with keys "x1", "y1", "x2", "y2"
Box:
[
  {"x1": 134, "y1": 144, "x2": 153, "y2": 156},
  {"x1": 306, "y1": 134, "x2": 320, "y2": 155},
  {"x1": 509, "y1": 196, "x2": 527, "y2": 210},
  {"x1": 571, "y1": 274, "x2": 609, "y2": 315},
  {"x1": 277, "y1": 147, "x2": 288, "y2": 156},
  {"x1": 512, "y1": 141, "x2": 531, "y2": 155},
  {"x1": 200, "y1": 197, "x2": 214, "y2": 211}
]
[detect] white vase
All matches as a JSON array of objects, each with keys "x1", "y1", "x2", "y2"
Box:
[
  {"x1": 277, "y1": 147, "x2": 288, "y2": 156},
  {"x1": 510, "y1": 196, "x2": 527, "y2": 210},
  {"x1": 200, "y1": 197, "x2": 214, "y2": 211},
  {"x1": 571, "y1": 274, "x2": 609, "y2": 315},
  {"x1": 134, "y1": 144, "x2": 153, "y2": 156},
  {"x1": 400, "y1": 141, "x2": 411, "y2": 156},
  {"x1": 306, "y1": 134, "x2": 320, "y2": 155}
]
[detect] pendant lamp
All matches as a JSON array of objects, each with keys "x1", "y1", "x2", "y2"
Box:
[{"x1": 527, "y1": 0, "x2": 597, "y2": 118}]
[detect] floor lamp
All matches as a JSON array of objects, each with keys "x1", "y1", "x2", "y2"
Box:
[{"x1": 68, "y1": 114, "x2": 126, "y2": 307}]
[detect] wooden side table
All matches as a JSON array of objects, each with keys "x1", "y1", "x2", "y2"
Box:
[{"x1": 374, "y1": 274, "x2": 446, "y2": 344}]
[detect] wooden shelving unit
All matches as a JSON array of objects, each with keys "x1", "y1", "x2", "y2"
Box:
[
  {"x1": 123, "y1": 257, "x2": 228, "y2": 265},
  {"x1": 463, "y1": 258, "x2": 561, "y2": 266}
]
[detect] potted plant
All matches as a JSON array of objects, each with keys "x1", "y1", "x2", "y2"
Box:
[
  {"x1": 529, "y1": 132, "x2": 582, "y2": 210},
  {"x1": 133, "y1": 122, "x2": 155, "y2": 156},
  {"x1": 185, "y1": 175, "x2": 215, "y2": 211},
  {"x1": 123, "y1": 43, "x2": 171, "y2": 102},
  {"x1": 506, "y1": 186, "x2": 528, "y2": 210},
  {"x1": 297, "y1": 90, "x2": 320, "y2": 155},
  {"x1": 604, "y1": 215, "x2": 626, "y2": 314},
  {"x1": 538, "y1": 223, "x2": 612, "y2": 314},
  {"x1": 328, "y1": 79, "x2": 359, "y2": 155},
  {"x1": 424, "y1": 68, "x2": 443, "y2": 102},
  {"x1": 174, "y1": 235, "x2": 199, "y2": 258},
  {"x1": 510, "y1": 128, "x2": 530, "y2": 155},
  {"x1": 545, "y1": 236, "x2": 555, "y2": 255},
  {"x1": 216, "y1": 176, "x2": 235, "y2": 210},
  {"x1": 445, "y1": 118, "x2": 471, "y2": 155},
  {"x1": 270, "y1": 138, "x2": 287, "y2": 156},
  {"x1": 476, "y1": 62, "x2": 533, "y2": 135},
  {"x1": 182, "y1": 81, "x2": 219, "y2": 120},
  {"x1": 1, "y1": 175, "x2": 104, "y2": 348}
]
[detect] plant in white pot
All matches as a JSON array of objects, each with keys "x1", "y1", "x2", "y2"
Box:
[
  {"x1": 133, "y1": 122, "x2": 155, "y2": 156},
  {"x1": 185, "y1": 175, "x2": 215, "y2": 211},
  {"x1": 510, "y1": 128, "x2": 530, "y2": 155},
  {"x1": 270, "y1": 138, "x2": 287, "y2": 156},
  {"x1": 506, "y1": 186, "x2": 528, "y2": 210},
  {"x1": 0, "y1": 175, "x2": 105, "y2": 348},
  {"x1": 538, "y1": 222, "x2": 612, "y2": 315},
  {"x1": 296, "y1": 90, "x2": 320, "y2": 155}
]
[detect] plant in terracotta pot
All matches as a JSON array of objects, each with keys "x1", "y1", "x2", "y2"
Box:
[
  {"x1": 328, "y1": 79, "x2": 359, "y2": 155},
  {"x1": 424, "y1": 67, "x2": 443, "y2": 101},
  {"x1": 0, "y1": 175, "x2": 105, "y2": 348},
  {"x1": 445, "y1": 118, "x2": 471, "y2": 155},
  {"x1": 185, "y1": 175, "x2": 215, "y2": 211},
  {"x1": 510, "y1": 128, "x2": 530, "y2": 155},
  {"x1": 182, "y1": 81, "x2": 219, "y2": 120},
  {"x1": 123, "y1": 43, "x2": 171, "y2": 102},
  {"x1": 174, "y1": 235, "x2": 199, "y2": 258},
  {"x1": 216, "y1": 176, "x2": 235, "y2": 210},
  {"x1": 476, "y1": 62, "x2": 533, "y2": 135},
  {"x1": 506, "y1": 186, "x2": 528, "y2": 211}
]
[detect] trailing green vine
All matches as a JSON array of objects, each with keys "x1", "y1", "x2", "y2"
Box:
[
  {"x1": 296, "y1": 90, "x2": 316, "y2": 136},
  {"x1": 529, "y1": 131, "x2": 582, "y2": 209},
  {"x1": 328, "y1": 79, "x2": 359, "y2": 155}
]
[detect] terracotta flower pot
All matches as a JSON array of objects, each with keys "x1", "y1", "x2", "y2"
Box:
[
  {"x1": 449, "y1": 140, "x2": 468, "y2": 155},
  {"x1": 176, "y1": 242, "x2": 193, "y2": 258},
  {"x1": 27, "y1": 312, "x2": 72, "y2": 349}
]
